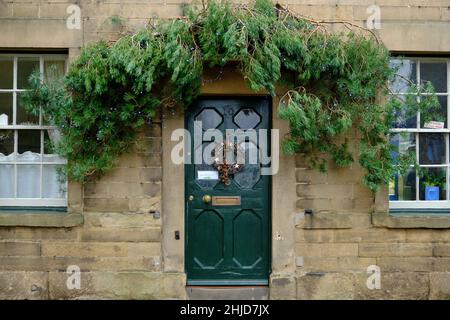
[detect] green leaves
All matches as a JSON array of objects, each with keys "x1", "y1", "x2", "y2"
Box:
[{"x1": 21, "y1": 0, "x2": 433, "y2": 191}]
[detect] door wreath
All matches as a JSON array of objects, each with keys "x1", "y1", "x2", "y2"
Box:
[{"x1": 213, "y1": 141, "x2": 245, "y2": 186}]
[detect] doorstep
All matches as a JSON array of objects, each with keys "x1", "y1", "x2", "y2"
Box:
[{"x1": 186, "y1": 286, "x2": 269, "y2": 300}]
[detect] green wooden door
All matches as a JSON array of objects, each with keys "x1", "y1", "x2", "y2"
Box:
[{"x1": 185, "y1": 97, "x2": 271, "y2": 285}]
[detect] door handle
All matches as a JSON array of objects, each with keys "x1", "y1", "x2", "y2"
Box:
[{"x1": 202, "y1": 195, "x2": 212, "y2": 204}]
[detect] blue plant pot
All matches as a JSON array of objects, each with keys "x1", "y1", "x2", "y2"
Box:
[{"x1": 425, "y1": 186, "x2": 439, "y2": 201}]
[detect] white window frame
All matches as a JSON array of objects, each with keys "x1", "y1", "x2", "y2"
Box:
[
  {"x1": 0, "y1": 53, "x2": 68, "y2": 207},
  {"x1": 389, "y1": 57, "x2": 450, "y2": 210}
]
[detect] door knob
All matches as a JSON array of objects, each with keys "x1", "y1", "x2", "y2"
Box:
[
  {"x1": 188, "y1": 195, "x2": 194, "y2": 201},
  {"x1": 202, "y1": 195, "x2": 212, "y2": 204}
]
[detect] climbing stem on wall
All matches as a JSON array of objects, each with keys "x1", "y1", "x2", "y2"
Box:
[{"x1": 22, "y1": 0, "x2": 440, "y2": 191}]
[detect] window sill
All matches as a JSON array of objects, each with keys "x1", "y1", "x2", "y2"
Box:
[
  {"x1": 372, "y1": 210, "x2": 450, "y2": 229},
  {"x1": 0, "y1": 211, "x2": 83, "y2": 227}
]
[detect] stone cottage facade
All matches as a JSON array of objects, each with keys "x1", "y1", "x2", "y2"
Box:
[{"x1": 1, "y1": 0, "x2": 450, "y2": 299}]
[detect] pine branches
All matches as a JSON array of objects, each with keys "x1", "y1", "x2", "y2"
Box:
[{"x1": 21, "y1": 0, "x2": 439, "y2": 191}]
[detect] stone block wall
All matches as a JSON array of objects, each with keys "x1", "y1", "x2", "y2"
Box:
[
  {"x1": 0, "y1": 118, "x2": 177, "y2": 299},
  {"x1": 295, "y1": 154, "x2": 450, "y2": 299}
]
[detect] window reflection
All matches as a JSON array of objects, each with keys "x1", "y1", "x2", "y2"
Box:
[
  {"x1": 17, "y1": 57, "x2": 39, "y2": 89},
  {"x1": 389, "y1": 59, "x2": 416, "y2": 94},
  {"x1": 421, "y1": 96, "x2": 447, "y2": 129},
  {"x1": 390, "y1": 132, "x2": 415, "y2": 165},
  {"x1": 17, "y1": 93, "x2": 39, "y2": 125},
  {"x1": 391, "y1": 95, "x2": 417, "y2": 128},
  {"x1": 421, "y1": 62, "x2": 447, "y2": 93},
  {"x1": 0, "y1": 57, "x2": 13, "y2": 89},
  {"x1": 0, "y1": 130, "x2": 14, "y2": 158},
  {"x1": 419, "y1": 134, "x2": 445, "y2": 165},
  {"x1": 0, "y1": 93, "x2": 13, "y2": 125},
  {"x1": 389, "y1": 169, "x2": 416, "y2": 201}
]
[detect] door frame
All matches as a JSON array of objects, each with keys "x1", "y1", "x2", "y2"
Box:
[
  {"x1": 161, "y1": 68, "x2": 297, "y2": 297},
  {"x1": 184, "y1": 95, "x2": 272, "y2": 286}
]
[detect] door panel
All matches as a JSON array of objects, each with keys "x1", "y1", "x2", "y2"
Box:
[{"x1": 185, "y1": 97, "x2": 271, "y2": 285}]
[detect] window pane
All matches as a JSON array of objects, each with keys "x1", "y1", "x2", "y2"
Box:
[
  {"x1": 17, "y1": 164, "x2": 40, "y2": 198},
  {"x1": 390, "y1": 132, "x2": 416, "y2": 165},
  {"x1": 420, "y1": 62, "x2": 447, "y2": 93},
  {"x1": 43, "y1": 129, "x2": 64, "y2": 162},
  {"x1": 43, "y1": 165, "x2": 66, "y2": 198},
  {"x1": 0, "y1": 130, "x2": 14, "y2": 161},
  {"x1": 16, "y1": 93, "x2": 39, "y2": 125},
  {"x1": 419, "y1": 133, "x2": 445, "y2": 165},
  {"x1": 0, "y1": 164, "x2": 14, "y2": 198},
  {"x1": 419, "y1": 167, "x2": 446, "y2": 200},
  {"x1": 44, "y1": 60, "x2": 65, "y2": 82},
  {"x1": 421, "y1": 95, "x2": 447, "y2": 129},
  {"x1": 391, "y1": 95, "x2": 417, "y2": 128},
  {"x1": 17, "y1": 130, "x2": 41, "y2": 162},
  {"x1": 389, "y1": 59, "x2": 416, "y2": 94},
  {"x1": 0, "y1": 93, "x2": 13, "y2": 125},
  {"x1": 389, "y1": 168, "x2": 416, "y2": 201},
  {"x1": 17, "y1": 57, "x2": 39, "y2": 89},
  {"x1": 0, "y1": 57, "x2": 13, "y2": 89}
]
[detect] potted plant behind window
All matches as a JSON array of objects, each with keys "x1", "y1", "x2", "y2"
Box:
[{"x1": 422, "y1": 170, "x2": 445, "y2": 201}]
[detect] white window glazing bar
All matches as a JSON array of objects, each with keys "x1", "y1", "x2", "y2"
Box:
[
  {"x1": 417, "y1": 60, "x2": 420, "y2": 130},
  {"x1": 415, "y1": 131, "x2": 420, "y2": 201},
  {"x1": 390, "y1": 128, "x2": 450, "y2": 133},
  {"x1": 39, "y1": 56, "x2": 44, "y2": 199},
  {"x1": 13, "y1": 129, "x2": 17, "y2": 199}
]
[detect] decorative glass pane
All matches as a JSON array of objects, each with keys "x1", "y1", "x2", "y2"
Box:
[
  {"x1": 419, "y1": 133, "x2": 445, "y2": 165},
  {"x1": 389, "y1": 168, "x2": 416, "y2": 201},
  {"x1": 390, "y1": 132, "x2": 415, "y2": 165},
  {"x1": 0, "y1": 164, "x2": 14, "y2": 198},
  {"x1": 419, "y1": 167, "x2": 446, "y2": 200},
  {"x1": 17, "y1": 164, "x2": 40, "y2": 198},
  {"x1": 234, "y1": 108, "x2": 261, "y2": 129},
  {"x1": 0, "y1": 57, "x2": 13, "y2": 89},
  {"x1": 421, "y1": 96, "x2": 447, "y2": 129},
  {"x1": 43, "y1": 165, "x2": 66, "y2": 198},
  {"x1": 389, "y1": 59, "x2": 416, "y2": 94},
  {"x1": 0, "y1": 93, "x2": 13, "y2": 125},
  {"x1": 420, "y1": 62, "x2": 447, "y2": 93},
  {"x1": 18, "y1": 130, "x2": 41, "y2": 162},
  {"x1": 17, "y1": 57, "x2": 39, "y2": 89},
  {"x1": 195, "y1": 108, "x2": 223, "y2": 131},
  {"x1": 17, "y1": 93, "x2": 39, "y2": 125},
  {"x1": 391, "y1": 95, "x2": 417, "y2": 128},
  {"x1": 234, "y1": 142, "x2": 261, "y2": 189},
  {"x1": 0, "y1": 130, "x2": 14, "y2": 161}
]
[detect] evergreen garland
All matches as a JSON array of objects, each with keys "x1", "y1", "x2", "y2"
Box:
[{"x1": 23, "y1": 0, "x2": 440, "y2": 191}]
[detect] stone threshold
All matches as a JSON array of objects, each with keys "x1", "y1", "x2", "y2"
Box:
[{"x1": 186, "y1": 286, "x2": 269, "y2": 300}]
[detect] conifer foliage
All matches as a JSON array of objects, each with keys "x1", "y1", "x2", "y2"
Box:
[{"x1": 23, "y1": 0, "x2": 439, "y2": 191}]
